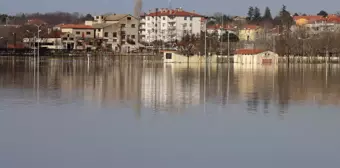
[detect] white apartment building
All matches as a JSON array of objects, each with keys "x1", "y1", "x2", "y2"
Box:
[{"x1": 140, "y1": 8, "x2": 204, "y2": 43}]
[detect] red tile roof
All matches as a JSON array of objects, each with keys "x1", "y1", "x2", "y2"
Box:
[
  {"x1": 293, "y1": 15, "x2": 340, "y2": 24},
  {"x1": 7, "y1": 43, "x2": 25, "y2": 49},
  {"x1": 235, "y1": 49, "x2": 265, "y2": 55},
  {"x1": 27, "y1": 19, "x2": 47, "y2": 25},
  {"x1": 147, "y1": 8, "x2": 202, "y2": 17},
  {"x1": 60, "y1": 24, "x2": 93, "y2": 29},
  {"x1": 326, "y1": 17, "x2": 340, "y2": 23},
  {"x1": 243, "y1": 25, "x2": 259, "y2": 30},
  {"x1": 293, "y1": 15, "x2": 325, "y2": 21}
]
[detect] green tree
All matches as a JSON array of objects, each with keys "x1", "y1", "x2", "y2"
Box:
[
  {"x1": 263, "y1": 7, "x2": 273, "y2": 21},
  {"x1": 279, "y1": 5, "x2": 293, "y2": 28},
  {"x1": 253, "y1": 7, "x2": 261, "y2": 22},
  {"x1": 317, "y1": 10, "x2": 328, "y2": 17},
  {"x1": 247, "y1": 6, "x2": 254, "y2": 21}
]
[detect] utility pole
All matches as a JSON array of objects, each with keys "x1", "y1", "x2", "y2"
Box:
[
  {"x1": 220, "y1": 14, "x2": 223, "y2": 57},
  {"x1": 227, "y1": 30, "x2": 230, "y2": 64},
  {"x1": 204, "y1": 18, "x2": 207, "y2": 63}
]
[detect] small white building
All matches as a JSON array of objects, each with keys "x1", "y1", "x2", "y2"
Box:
[
  {"x1": 162, "y1": 50, "x2": 217, "y2": 63},
  {"x1": 233, "y1": 49, "x2": 279, "y2": 64}
]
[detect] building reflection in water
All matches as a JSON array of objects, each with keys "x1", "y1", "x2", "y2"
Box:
[{"x1": 0, "y1": 57, "x2": 340, "y2": 116}]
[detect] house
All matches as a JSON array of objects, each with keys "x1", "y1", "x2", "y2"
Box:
[
  {"x1": 233, "y1": 49, "x2": 279, "y2": 64},
  {"x1": 140, "y1": 8, "x2": 204, "y2": 43},
  {"x1": 238, "y1": 25, "x2": 264, "y2": 41},
  {"x1": 86, "y1": 14, "x2": 139, "y2": 52},
  {"x1": 207, "y1": 24, "x2": 237, "y2": 36},
  {"x1": 23, "y1": 31, "x2": 64, "y2": 49},
  {"x1": 293, "y1": 15, "x2": 340, "y2": 33},
  {"x1": 162, "y1": 50, "x2": 217, "y2": 63},
  {"x1": 57, "y1": 24, "x2": 95, "y2": 38}
]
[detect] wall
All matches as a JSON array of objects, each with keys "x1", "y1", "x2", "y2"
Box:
[
  {"x1": 71, "y1": 29, "x2": 95, "y2": 38},
  {"x1": 239, "y1": 28, "x2": 264, "y2": 41},
  {"x1": 143, "y1": 15, "x2": 202, "y2": 42},
  {"x1": 234, "y1": 51, "x2": 279, "y2": 64},
  {"x1": 61, "y1": 28, "x2": 94, "y2": 38},
  {"x1": 163, "y1": 52, "x2": 217, "y2": 63}
]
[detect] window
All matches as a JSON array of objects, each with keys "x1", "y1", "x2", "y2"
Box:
[
  {"x1": 162, "y1": 23, "x2": 165, "y2": 27},
  {"x1": 131, "y1": 35, "x2": 135, "y2": 39},
  {"x1": 89, "y1": 42, "x2": 93, "y2": 45},
  {"x1": 112, "y1": 39, "x2": 117, "y2": 42},
  {"x1": 131, "y1": 24, "x2": 136, "y2": 28},
  {"x1": 121, "y1": 41, "x2": 125, "y2": 44},
  {"x1": 189, "y1": 23, "x2": 192, "y2": 27},
  {"x1": 184, "y1": 17, "x2": 187, "y2": 20},
  {"x1": 163, "y1": 17, "x2": 165, "y2": 20},
  {"x1": 113, "y1": 32, "x2": 117, "y2": 37},
  {"x1": 76, "y1": 31, "x2": 80, "y2": 35},
  {"x1": 97, "y1": 29, "x2": 101, "y2": 32},
  {"x1": 121, "y1": 24, "x2": 126, "y2": 28},
  {"x1": 190, "y1": 17, "x2": 193, "y2": 21},
  {"x1": 183, "y1": 23, "x2": 187, "y2": 27},
  {"x1": 166, "y1": 53, "x2": 172, "y2": 59},
  {"x1": 104, "y1": 32, "x2": 108, "y2": 37},
  {"x1": 70, "y1": 38, "x2": 74, "y2": 40},
  {"x1": 62, "y1": 37, "x2": 67, "y2": 40},
  {"x1": 127, "y1": 17, "x2": 131, "y2": 20},
  {"x1": 147, "y1": 17, "x2": 150, "y2": 20},
  {"x1": 86, "y1": 32, "x2": 91, "y2": 35}
]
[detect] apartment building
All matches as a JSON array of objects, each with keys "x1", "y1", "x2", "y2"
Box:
[
  {"x1": 140, "y1": 8, "x2": 204, "y2": 43},
  {"x1": 86, "y1": 14, "x2": 139, "y2": 52}
]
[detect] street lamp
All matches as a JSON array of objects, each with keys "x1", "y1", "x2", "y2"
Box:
[
  {"x1": 204, "y1": 17, "x2": 215, "y2": 62},
  {"x1": 26, "y1": 30, "x2": 36, "y2": 59}
]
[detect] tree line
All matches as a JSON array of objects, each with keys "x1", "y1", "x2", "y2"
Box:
[{"x1": 0, "y1": 12, "x2": 94, "y2": 25}]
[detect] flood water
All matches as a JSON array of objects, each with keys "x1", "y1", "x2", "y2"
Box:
[{"x1": 1, "y1": 57, "x2": 340, "y2": 168}]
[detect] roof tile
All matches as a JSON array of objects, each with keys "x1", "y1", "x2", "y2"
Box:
[
  {"x1": 235, "y1": 49, "x2": 265, "y2": 55},
  {"x1": 60, "y1": 24, "x2": 93, "y2": 29}
]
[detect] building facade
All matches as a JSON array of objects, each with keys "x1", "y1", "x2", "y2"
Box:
[
  {"x1": 86, "y1": 14, "x2": 139, "y2": 52},
  {"x1": 238, "y1": 25, "x2": 264, "y2": 41},
  {"x1": 140, "y1": 8, "x2": 204, "y2": 43},
  {"x1": 233, "y1": 49, "x2": 279, "y2": 65}
]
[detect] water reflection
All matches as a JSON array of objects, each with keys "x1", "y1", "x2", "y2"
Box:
[{"x1": 0, "y1": 57, "x2": 339, "y2": 115}]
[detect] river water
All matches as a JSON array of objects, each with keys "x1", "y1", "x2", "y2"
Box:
[{"x1": 1, "y1": 58, "x2": 340, "y2": 168}]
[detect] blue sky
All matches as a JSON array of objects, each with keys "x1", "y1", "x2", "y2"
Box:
[{"x1": 1, "y1": 0, "x2": 339, "y2": 16}]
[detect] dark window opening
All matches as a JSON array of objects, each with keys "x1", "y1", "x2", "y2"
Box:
[{"x1": 166, "y1": 53, "x2": 172, "y2": 59}]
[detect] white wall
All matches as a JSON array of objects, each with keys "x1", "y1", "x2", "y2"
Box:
[
  {"x1": 234, "y1": 51, "x2": 279, "y2": 64},
  {"x1": 142, "y1": 15, "x2": 203, "y2": 43}
]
